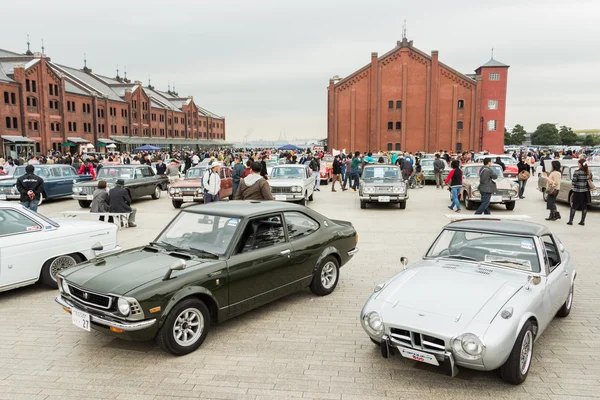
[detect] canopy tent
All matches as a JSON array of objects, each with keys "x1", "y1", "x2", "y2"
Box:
[
  {"x1": 96, "y1": 142, "x2": 107, "y2": 147},
  {"x1": 85, "y1": 143, "x2": 95, "y2": 149},
  {"x1": 277, "y1": 144, "x2": 302, "y2": 151},
  {"x1": 134, "y1": 144, "x2": 162, "y2": 152},
  {"x1": 61, "y1": 142, "x2": 75, "y2": 147},
  {"x1": 106, "y1": 143, "x2": 117, "y2": 149}
]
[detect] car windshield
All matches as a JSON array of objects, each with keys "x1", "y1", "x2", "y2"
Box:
[
  {"x1": 186, "y1": 168, "x2": 207, "y2": 179},
  {"x1": 501, "y1": 157, "x2": 517, "y2": 165},
  {"x1": 362, "y1": 166, "x2": 400, "y2": 179},
  {"x1": 154, "y1": 212, "x2": 241, "y2": 256},
  {"x1": 271, "y1": 167, "x2": 304, "y2": 179},
  {"x1": 426, "y1": 229, "x2": 540, "y2": 273},
  {"x1": 420, "y1": 160, "x2": 434, "y2": 168},
  {"x1": 587, "y1": 166, "x2": 600, "y2": 181},
  {"x1": 463, "y1": 165, "x2": 504, "y2": 179},
  {"x1": 9, "y1": 166, "x2": 51, "y2": 178},
  {"x1": 98, "y1": 167, "x2": 134, "y2": 179}
]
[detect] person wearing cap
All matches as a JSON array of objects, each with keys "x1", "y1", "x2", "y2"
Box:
[
  {"x1": 202, "y1": 161, "x2": 222, "y2": 203},
  {"x1": 108, "y1": 179, "x2": 137, "y2": 227}
]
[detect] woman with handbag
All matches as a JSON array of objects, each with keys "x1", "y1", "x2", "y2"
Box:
[
  {"x1": 541, "y1": 160, "x2": 561, "y2": 221},
  {"x1": 517, "y1": 156, "x2": 531, "y2": 199},
  {"x1": 567, "y1": 158, "x2": 593, "y2": 226}
]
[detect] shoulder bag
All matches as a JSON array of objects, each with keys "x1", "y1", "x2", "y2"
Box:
[
  {"x1": 518, "y1": 170, "x2": 530, "y2": 181},
  {"x1": 589, "y1": 174, "x2": 596, "y2": 191}
]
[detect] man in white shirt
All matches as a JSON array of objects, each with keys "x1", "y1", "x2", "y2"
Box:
[
  {"x1": 202, "y1": 161, "x2": 221, "y2": 203},
  {"x1": 192, "y1": 153, "x2": 200, "y2": 167}
]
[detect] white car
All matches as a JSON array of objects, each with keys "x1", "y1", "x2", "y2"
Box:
[
  {"x1": 269, "y1": 164, "x2": 315, "y2": 206},
  {"x1": 0, "y1": 202, "x2": 121, "y2": 292}
]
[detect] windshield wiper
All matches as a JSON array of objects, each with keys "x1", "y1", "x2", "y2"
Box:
[
  {"x1": 149, "y1": 241, "x2": 179, "y2": 251},
  {"x1": 439, "y1": 254, "x2": 477, "y2": 261},
  {"x1": 485, "y1": 259, "x2": 529, "y2": 267},
  {"x1": 186, "y1": 247, "x2": 219, "y2": 258}
]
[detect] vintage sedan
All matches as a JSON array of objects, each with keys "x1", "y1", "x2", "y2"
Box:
[
  {"x1": 269, "y1": 164, "x2": 315, "y2": 206},
  {"x1": 475, "y1": 154, "x2": 519, "y2": 179},
  {"x1": 538, "y1": 162, "x2": 600, "y2": 207},
  {"x1": 0, "y1": 164, "x2": 93, "y2": 204},
  {"x1": 55, "y1": 201, "x2": 358, "y2": 355},
  {"x1": 0, "y1": 201, "x2": 120, "y2": 292},
  {"x1": 72, "y1": 165, "x2": 169, "y2": 208},
  {"x1": 359, "y1": 165, "x2": 408, "y2": 209},
  {"x1": 461, "y1": 164, "x2": 520, "y2": 210},
  {"x1": 168, "y1": 166, "x2": 233, "y2": 209},
  {"x1": 361, "y1": 218, "x2": 575, "y2": 384},
  {"x1": 420, "y1": 158, "x2": 449, "y2": 183}
]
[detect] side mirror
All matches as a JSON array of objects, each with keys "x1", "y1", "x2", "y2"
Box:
[
  {"x1": 525, "y1": 274, "x2": 542, "y2": 290},
  {"x1": 91, "y1": 242, "x2": 104, "y2": 252},
  {"x1": 400, "y1": 257, "x2": 408, "y2": 269},
  {"x1": 163, "y1": 259, "x2": 187, "y2": 281}
]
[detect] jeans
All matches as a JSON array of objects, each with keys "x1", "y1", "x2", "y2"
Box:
[
  {"x1": 312, "y1": 171, "x2": 320, "y2": 189},
  {"x1": 518, "y1": 179, "x2": 527, "y2": 197},
  {"x1": 434, "y1": 172, "x2": 443, "y2": 188},
  {"x1": 475, "y1": 192, "x2": 492, "y2": 215},
  {"x1": 450, "y1": 186, "x2": 461, "y2": 210},
  {"x1": 20, "y1": 199, "x2": 39, "y2": 213},
  {"x1": 340, "y1": 166, "x2": 346, "y2": 182},
  {"x1": 204, "y1": 193, "x2": 219, "y2": 203}
]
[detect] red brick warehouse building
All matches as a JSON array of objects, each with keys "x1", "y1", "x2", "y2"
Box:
[
  {"x1": 0, "y1": 44, "x2": 226, "y2": 158},
  {"x1": 327, "y1": 37, "x2": 509, "y2": 154}
]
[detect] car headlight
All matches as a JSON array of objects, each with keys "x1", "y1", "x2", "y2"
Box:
[
  {"x1": 362, "y1": 311, "x2": 384, "y2": 338},
  {"x1": 472, "y1": 190, "x2": 481, "y2": 198},
  {"x1": 293, "y1": 186, "x2": 302, "y2": 193},
  {"x1": 592, "y1": 189, "x2": 600, "y2": 197},
  {"x1": 117, "y1": 297, "x2": 131, "y2": 316},
  {"x1": 169, "y1": 187, "x2": 175, "y2": 194},
  {"x1": 392, "y1": 186, "x2": 401, "y2": 193},
  {"x1": 509, "y1": 190, "x2": 517, "y2": 196},
  {"x1": 58, "y1": 276, "x2": 71, "y2": 295},
  {"x1": 451, "y1": 333, "x2": 485, "y2": 360},
  {"x1": 73, "y1": 186, "x2": 82, "y2": 193},
  {"x1": 364, "y1": 187, "x2": 375, "y2": 193}
]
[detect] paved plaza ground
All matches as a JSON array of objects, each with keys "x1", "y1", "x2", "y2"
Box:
[{"x1": 0, "y1": 177, "x2": 599, "y2": 400}]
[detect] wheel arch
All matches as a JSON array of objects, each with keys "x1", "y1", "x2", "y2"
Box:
[
  {"x1": 314, "y1": 247, "x2": 341, "y2": 274},
  {"x1": 39, "y1": 252, "x2": 86, "y2": 279},
  {"x1": 161, "y1": 287, "x2": 221, "y2": 325}
]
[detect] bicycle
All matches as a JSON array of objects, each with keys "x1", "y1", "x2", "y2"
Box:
[{"x1": 408, "y1": 172, "x2": 425, "y2": 189}]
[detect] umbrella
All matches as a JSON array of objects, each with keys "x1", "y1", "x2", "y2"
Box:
[
  {"x1": 96, "y1": 142, "x2": 106, "y2": 147},
  {"x1": 134, "y1": 144, "x2": 162, "y2": 152},
  {"x1": 277, "y1": 144, "x2": 302, "y2": 151},
  {"x1": 85, "y1": 143, "x2": 95, "y2": 149},
  {"x1": 106, "y1": 143, "x2": 117, "y2": 149},
  {"x1": 61, "y1": 142, "x2": 75, "y2": 147}
]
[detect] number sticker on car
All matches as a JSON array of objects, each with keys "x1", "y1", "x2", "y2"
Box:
[{"x1": 72, "y1": 309, "x2": 91, "y2": 332}]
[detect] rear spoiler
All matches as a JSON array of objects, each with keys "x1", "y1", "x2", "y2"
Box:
[{"x1": 444, "y1": 214, "x2": 531, "y2": 223}]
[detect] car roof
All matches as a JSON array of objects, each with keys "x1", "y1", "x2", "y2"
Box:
[
  {"x1": 272, "y1": 164, "x2": 305, "y2": 168},
  {"x1": 184, "y1": 200, "x2": 307, "y2": 217},
  {"x1": 445, "y1": 220, "x2": 550, "y2": 237},
  {"x1": 103, "y1": 164, "x2": 143, "y2": 168}
]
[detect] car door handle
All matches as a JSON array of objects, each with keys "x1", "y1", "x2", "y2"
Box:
[
  {"x1": 280, "y1": 249, "x2": 291, "y2": 257},
  {"x1": 564, "y1": 271, "x2": 568, "y2": 277}
]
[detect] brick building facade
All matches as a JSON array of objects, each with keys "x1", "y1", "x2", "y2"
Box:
[
  {"x1": 0, "y1": 46, "x2": 226, "y2": 158},
  {"x1": 327, "y1": 37, "x2": 509, "y2": 154}
]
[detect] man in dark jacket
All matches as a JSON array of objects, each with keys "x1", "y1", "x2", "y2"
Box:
[
  {"x1": 109, "y1": 179, "x2": 137, "y2": 227},
  {"x1": 231, "y1": 156, "x2": 245, "y2": 198},
  {"x1": 331, "y1": 155, "x2": 345, "y2": 192},
  {"x1": 260, "y1": 154, "x2": 268, "y2": 180},
  {"x1": 16, "y1": 165, "x2": 44, "y2": 212},
  {"x1": 475, "y1": 158, "x2": 498, "y2": 215},
  {"x1": 433, "y1": 154, "x2": 445, "y2": 189},
  {"x1": 155, "y1": 159, "x2": 167, "y2": 175},
  {"x1": 309, "y1": 155, "x2": 321, "y2": 191}
]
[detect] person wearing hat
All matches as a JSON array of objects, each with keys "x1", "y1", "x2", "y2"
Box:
[
  {"x1": 108, "y1": 179, "x2": 137, "y2": 227},
  {"x1": 202, "y1": 161, "x2": 222, "y2": 203}
]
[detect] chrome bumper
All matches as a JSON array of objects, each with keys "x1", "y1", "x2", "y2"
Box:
[
  {"x1": 359, "y1": 195, "x2": 408, "y2": 202},
  {"x1": 0, "y1": 194, "x2": 19, "y2": 200},
  {"x1": 273, "y1": 194, "x2": 305, "y2": 201},
  {"x1": 72, "y1": 194, "x2": 93, "y2": 200},
  {"x1": 170, "y1": 195, "x2": 204, "y2": 201},
  {"x1": 55, "y1": 295, "x2": 156, "y2": 332},
  {"x1": 347, "y1": 248, "x2": 359, "y2": 256}
]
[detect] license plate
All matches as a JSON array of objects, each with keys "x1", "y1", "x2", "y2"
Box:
[
  {"x1": 72, "y1": 309, "x2": 91, "y2": 332},
  {"x1": 275, "y1": 195, "x2": 287, "y2": 201},
  {"x1": 86, "y1": 195, "x2": 93, "y2": 201},
  {"x1": 378, "y1": 196, "x2": 390, "y2": 202},
  {"x1": 183, "y1": 196, "x2": 194, "y2": 202},
  {"x1": 0, "y1": 194, "x2": 6, "y2": 200},
  {"x1": 398, "y1": 346, "x2": 439, "y2": 366},
  {"x1": 491, "y1": 195, "x2": 502, "y2": 202}
]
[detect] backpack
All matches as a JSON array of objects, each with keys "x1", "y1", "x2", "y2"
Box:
[{"x1": 202, "y1": 169, "x2": 213, "y2": 191}]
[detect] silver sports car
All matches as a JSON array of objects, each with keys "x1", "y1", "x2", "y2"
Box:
[{"x1": 361, "y1": 219, "x2": 576, "y2": 384}]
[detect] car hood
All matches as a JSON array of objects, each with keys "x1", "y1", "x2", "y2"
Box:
[
  {"x1": 52, "y1": 218, "x2": 117, "y2": 232},
  {"x1": 375, "y1": 261, "x2": 523, "y2": 333},
  {"x1": 464, "y1": 177, "x2": 515, "y2": 189},
  {"x1": 171, "y1": 178, "x2": 202, "y2": 188},
  {"x1": 269, "y1": 178, "x2": 302, "y2": 186},
  {"x1": 61, "y1": 247, "x2": 204, "y2": 295}
]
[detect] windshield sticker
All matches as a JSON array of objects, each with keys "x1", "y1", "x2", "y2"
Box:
[
  {"x1": 520, "y1": 240, "x2": 533, "y2": 250},
  {"x1": 227, "y1": 218, "x2": 240, "y2": 227},
  {"x1": 26, "y1": 225, "x2": 41, "y2": 231}
]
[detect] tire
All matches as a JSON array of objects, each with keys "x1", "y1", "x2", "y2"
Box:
[
  {"x1": 38, "y1": 192, "x2": 45, "y2": 206},
  {"x1": 542, "y1": 189, "x2": 548, "y2": 202},
  {"x1": 151, "y1": 186, "x2": 161, "y2": 200},
  {"x1": 568, "y1": 192, "x2": 574, "y2": 208},
  {"x1": 505, "y1": 201, "x2": 516, "y2": 211},
  {"x1": 399, "y1": 201, "x2": 407, "y2": 210},
  {"x1": 297, "y1": 197, "x2": 306, "y2": 206},
  {"x1": 156, "y1": 298, "x2": 210, "y2": 356},
  {"x1": 308, "y1": 192, "x2": 314, "y2": 201},
  {"x1": 310, "y1": 256, "x2": 340, "y2": 296},
  {"x1": 464, "y1": 192, "x2": 474, "y2": 211},
  {"x1": 499, "y1": 320, "x2": 535, "y2": 385},
  {"x1": 370, "y1": 338, "x2": 381, "y2": 346},
  {"x1": 360, "y1": 200, "x2": 366, "y2": 209},
  {"x1": 78, "y1": 200, "x2": 92, "y2": 208},
  {"x1": 556, "y1": 281, "x2": 574, "y2": 318},
  {"x1": 172, "y1": 200, "x2": 182, "y2": 209},
  {"x1": 41, "y1": 253, "x2": 82, "y2": 289}
]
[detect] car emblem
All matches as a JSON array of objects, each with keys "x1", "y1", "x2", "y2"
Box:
[
  {"x1": 83, "y1": 292, "x2": 89, "y2": 300},
  {"x1": 418, "y1": 313, "x2": 425, "y2": 317}
]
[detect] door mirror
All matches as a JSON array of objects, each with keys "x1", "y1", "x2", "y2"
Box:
[
  {"x1": 163, "y1": 259, "x2": 187, "y2": 280},
  {"x1": 91, "y1": 242, "x2": 104, "y2": 252},
  {"x1": 400, "y1": 257, "x2": 408, "y2": 269}
]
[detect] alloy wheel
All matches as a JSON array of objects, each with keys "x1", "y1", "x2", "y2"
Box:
[
  {"x1": 49, "y1": 255, "x2": 77, "y2": 281},
  {"x1": 519, "y1": 330, "x2": 533, "y2": 375},
  {"x1": 321, "y1": 261, "x2": 338, "y2": 289},
  {"x1": 173, "y1": 308, "x2": 204, "y2": 347}
]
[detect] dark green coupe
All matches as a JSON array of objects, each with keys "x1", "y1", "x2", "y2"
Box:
[{"x1": 56, "y1": 201, "x2": 358, "y2": 355}]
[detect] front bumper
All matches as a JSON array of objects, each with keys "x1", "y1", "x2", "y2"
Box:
[
  {"x1": 72, "y1": 193, "x2": 94, "y2": 201},
  {"x1": 347, "y1": 248, "x2": 359, "y2": 256},
  {"x1": 55, "y1": 295, "x2": 157, "y2": 340},
  {"x1": 469, "y1": 196, "x2": 518, "y2": 204},
  {"x1": 170, "y1": 194, "x2": 204, "y2": 203},
  {"x1": 272, "y1": 193, "x2": 305, "y2": 201},
  {"x1": 0, "y1": 193, "x2": 19, "y2": 200},
  {"x1": 359, "y1": 194, "x2": 408, "y2": 202}
]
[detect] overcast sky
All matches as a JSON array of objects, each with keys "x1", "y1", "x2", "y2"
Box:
[{"x1": 3, "y1": 0, "x2": 599, "y2": 140}]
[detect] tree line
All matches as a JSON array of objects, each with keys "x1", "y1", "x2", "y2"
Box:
[{"x1": 504, "y1": 123, "x2": 600, "y2": 146}]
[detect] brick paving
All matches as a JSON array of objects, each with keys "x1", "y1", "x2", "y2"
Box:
[{"x1": 0, "y1": 177, "x2": 599, "y2": 400}]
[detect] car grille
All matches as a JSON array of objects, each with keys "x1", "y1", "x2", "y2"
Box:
[
  {"x1": 374, "y1": 186, "x2": 393, "y2": 192},
  {"x1": 179, "y1": 188, "x2": 199, "y2": 193},
  {"x1": 78, "y1": 186, "x2": 95, "y2": 195},
  {"x1": 68, "y1": 285, "x2": 112, "y2": 310},
  {"x1": 493, "y1": 189, "x2": 511, "y2": 196},
  {"x1": 271, "y1": 187, "x2": 291, "y2": 194},
  {"x1": 0, "y1": 187, "x2": 14, "y2": 195},
  {"x1": 390, "y1": 328, "x2": 446, "y2": 353}
]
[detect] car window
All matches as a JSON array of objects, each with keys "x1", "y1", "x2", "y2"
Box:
[
  {"x1": 141, "y1": 167, "x2": 154, "y2": 177},
  {"x1": 49, "y1": 167, "x2": 62, "y2": 177},
  {"x1": 542, "y1": 234, "x2": 561, "y2": 272},
  {"x1": 98, "y1": 167, "x2": 134, "y2": 179},
  {"x1": 363, "y1": 166, "x2": 399, "y2": 179},
  {"x1": 271, "y1": 167, "x2": 304, "y2": 179},
  {"x1": 219, "y1": 169, "x2": 226, "y2": 179},
  {"x1": 561, "y1": 167, "x2": 570, "y2": 179},
  {"x1": 0, "y1": 209, "x2": 41, "y2": 236},
  {"x1": 237, "y1": 214, "x2": 286, "y2": 253},
  {"x1": 284, "y1": 212, "x2": 319, "y2": 240},
  {"x1": 61, "y1": 167, "x2": 75, "y2": 177}
]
